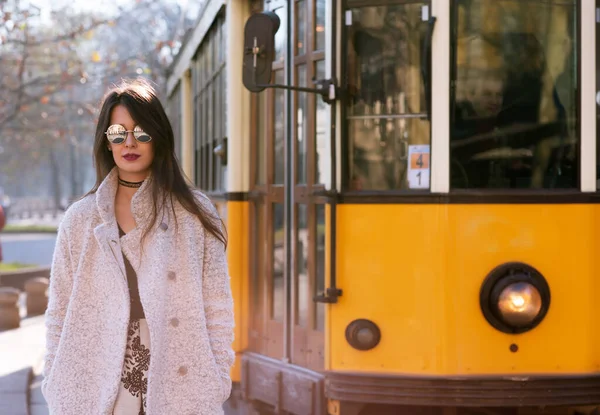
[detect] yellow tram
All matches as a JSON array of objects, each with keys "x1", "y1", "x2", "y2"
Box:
[{"x1": 165, "y1": 0, "x2": 600, "y2": 413}]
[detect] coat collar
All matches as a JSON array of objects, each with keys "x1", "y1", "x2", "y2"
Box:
[
  {"x1": 93, "y1": 167, "x2": 173, "y2": 274},
  {"x1": 95, "y1": 167, "x2": 155, "y2": 230}
]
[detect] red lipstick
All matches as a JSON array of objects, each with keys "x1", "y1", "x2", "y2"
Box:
[{"x1": 123, "y1": 154, "x2": 140, "y2": 161}]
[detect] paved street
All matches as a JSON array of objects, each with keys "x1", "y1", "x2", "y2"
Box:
[
  {"x1": 0, "y1": 316, "x2": 48, "y2": 415},
  {"x1": 0, "y1": 234, "x2": 57, "y2": 266}
]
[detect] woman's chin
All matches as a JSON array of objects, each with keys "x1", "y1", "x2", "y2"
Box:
[{"x1": 117, "y1": 164, "x2": 151, "y2": 178}]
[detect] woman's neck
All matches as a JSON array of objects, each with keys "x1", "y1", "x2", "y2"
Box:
[
  {"x1": 116, "y1": 184, "x2": 138, "y2": 201},
  {"x1": 116, "y1": 172, "x2": 147, "y2": 200}
]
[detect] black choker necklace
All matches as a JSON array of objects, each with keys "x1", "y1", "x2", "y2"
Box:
[{"x1": 118, "y1": 177, "x2": 144, "y2": 188}]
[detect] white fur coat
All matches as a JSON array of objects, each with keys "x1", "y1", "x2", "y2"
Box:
[{"x1": 42, "y1": 167, "x2": 235, "y2": 414}]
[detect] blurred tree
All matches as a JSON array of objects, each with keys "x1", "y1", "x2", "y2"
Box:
[{"x1": 0, "y1": 0, "x2": 193, "y2": 205}]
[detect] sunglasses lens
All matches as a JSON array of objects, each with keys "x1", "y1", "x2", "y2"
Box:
[
  {"x1": 106, "y1": 124, "x2": 127, "y2": 144},
  {"x1": 134, "y1": 126, "x2": 152, "y2": 143},
  {"x1": 109, "y1": 135, "x2": 126, "y2": 144}
]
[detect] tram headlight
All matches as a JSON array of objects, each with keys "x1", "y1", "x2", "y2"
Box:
[
  {"x1": 496, "y1": 282, "x2": 542, "y2": 326},
  {"x1": 480, "y1": 263, "x2": 550, "y2": 334},
  {"x1": 345, "y1": 319, "x2": 381, "y2": 351}
]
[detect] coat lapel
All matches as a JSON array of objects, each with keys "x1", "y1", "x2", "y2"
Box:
[
  {"x1": 93, "y1": 223, "x2": 127, "y2": 282},
  {"x1": 94, "y1": 168, "x2": 127, "y2": 281},
  {"x1": 93, "y1": 167, "x2": 171, "y2": 277}
]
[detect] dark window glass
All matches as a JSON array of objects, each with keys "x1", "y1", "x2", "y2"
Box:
[
  {"x1": 272, "y1": 203, "x2": 285, "y2": 322},
  {"x1": 450, "y1": 0, "x2": 579, "y2": 189},
  {"x1": 315, "y1": 0, "x2": 326, "y2": 51},
  {"x1": 296, "y1": 0, "x2": 306, "y2": 55},
  {"x1": 315, "y1": 204, "x2": 325, "y2": 331},
  {"x1": 274, "y1": 70, "x2": 286, "y2": 184},
  {"x1": 192, "y1": 17, "x2": 227, "y2": 192},
  {"x1": 297, "y1": 65, "x2": 308, "y2": 183},
  {"x1": 345, "y1": 3, "x2": 431, "y2": 191},
  {"x1": 296, "y1": 204, "x2": 308, "y2": 327}
]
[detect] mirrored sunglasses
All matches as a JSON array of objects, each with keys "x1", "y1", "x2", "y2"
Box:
[{"x1": 105, "y1": 124, "x2": 152, "y2": 144}]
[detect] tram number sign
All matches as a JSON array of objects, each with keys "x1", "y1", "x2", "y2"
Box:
[{"x1": 408, "y1": 145, "x2": 430, "y2": 189}]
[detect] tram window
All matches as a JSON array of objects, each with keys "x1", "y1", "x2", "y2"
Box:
[
  {"x1": 275, "y1": 7, "x2": 286, "y2": 65},
  {"x1": 272, "y1": 203, "x2": 285, "y2": 322},
  {"x1": 296, "y1": 204, "x2": 309, "y2": 327},
  {"x1": 315, "y1": 60, "x2": 329, "y2": 184},
  {"x1": 192, "y1": 15, "x2": 227, "y2": 192},
  {"x1": 315, "y1": 204, "x2": 325, "y2": 332},
  {"x1": 345, "y1": 3, "x2": 431, "y2": 191},
  {"x1": 315, "y1": 0, "x2": 326, "y2": 51},
  {"x1": 256, "y1": 88, "x2": 267, "y2": 185},
  {"x1": 450, "y1": 0, "x2": 579, "y2": 190},
  {"x1": 274, "y1": 70, "x2": 286, "y2": 185},
  {"x1": 297, "y1": 65, "x2": 308, "y2": 183}
]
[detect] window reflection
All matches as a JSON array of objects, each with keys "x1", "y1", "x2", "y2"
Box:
[
  {"x1": 256, "y1": 91, "x2": 267, "y2": 185},
  {"x1": 297, "y1": 65, "x2": 307, "y2": 183},
  {"x1": 315, "y1": 60, "x2": 328, "y2": 184},
  {"x1": 296, "y1": 204, "x2": 308, "y2": 327},
  {"x1": 251, "y1": 200, "x2": 265, "y2": 351},
  {"x1": 274, "y1": 70, "x2": 285, "y2": 184},
  {"x1": 315, "y1": 0, "x2": 326, "y2": 51},
  {"x1": 296, "y1": 0, "x2": 306, "y2": 55},
  {"x1": 315, "y1": 204, "x2": 325, "y2": 331},
  {"x1": 192, "y1": 17, "x2": 227, "y2": 191},
  {"x1": 272, "y1": 203, "x2": 285, "y2": 322},
  {"x1": 345, "y1": 3, "x2": 431, "y2": 191},
  {"x1": 274, "y1": 7, "x2": 286, "y2": 64},
  {"x1": 450, "y1": 0, "x2": 578, "y2": 189}
]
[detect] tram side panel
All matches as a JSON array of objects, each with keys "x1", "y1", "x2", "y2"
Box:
[{"x1": 331, "y1": 203, "x2": 600, "y2": 375}]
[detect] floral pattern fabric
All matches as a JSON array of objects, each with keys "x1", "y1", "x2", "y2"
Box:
[{"x1": 113, "y1": 319, "x2": 151, "y2": 415}]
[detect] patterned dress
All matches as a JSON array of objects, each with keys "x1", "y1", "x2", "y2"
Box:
[{"x1": 113, "y1": 225, "x2": 150, "y2": 415}]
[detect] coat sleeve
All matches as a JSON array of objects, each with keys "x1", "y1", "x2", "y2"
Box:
[
  {"x1": 201, "y1": 204, "x2": 235, "y2": 401},
  {"x1": 41, "y1": 218, "x2": 74, "y2": 397}
]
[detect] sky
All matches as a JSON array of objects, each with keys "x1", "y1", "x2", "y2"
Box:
[{"x1": 27, "y1": 0, "x2": 196, "y2": 22}]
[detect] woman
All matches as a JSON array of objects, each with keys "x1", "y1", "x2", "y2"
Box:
[{"x1": 41, "y1": 78, "x2": 234, "y2": 415}]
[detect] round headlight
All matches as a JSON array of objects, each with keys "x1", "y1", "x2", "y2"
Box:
[
  {"x1": 480, "y1": 262, "x2": 550, "y2": 334},
  {"x1": 497, "y1": 282, "x2": 542, "y2": 326}
]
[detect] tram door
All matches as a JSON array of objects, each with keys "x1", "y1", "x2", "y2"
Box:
[{"x1": 249, "y1": 0, "x2": 329, "y2": 372}]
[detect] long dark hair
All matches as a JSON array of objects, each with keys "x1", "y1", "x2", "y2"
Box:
[{"x1": 87, "y1": 78, "x2": 227, "y2": 248}]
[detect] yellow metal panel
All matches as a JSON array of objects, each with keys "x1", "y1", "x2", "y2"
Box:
[
  {"x1": 331, "y1": 204, "x2": 600, "y2": 376},
  {"x1": 325, "y1": 204, "x2": 332, "y2": 371},
  {"x1": 446, "y1": 204, "x2": 600, "y2": 374},
  {"x1": 224, "y1": 201, "x2": 250, "y2": 382},
  {"x1": 332, "y1": 204, "x2": 447, "y2": 374}
]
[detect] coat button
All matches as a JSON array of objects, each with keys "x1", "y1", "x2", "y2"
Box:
[
  {"x1": 178, "y1": 366, "x2": 187, "y2": 376},
  {"x1": 170, "y1": 318, "x2": 179, "y2": 327},
  {"x1": 160, "y1": 222, "x2": 168, "y2": 231},
  {"x1": 167, "y1": 271, "x2": 176, "y2": 281}
]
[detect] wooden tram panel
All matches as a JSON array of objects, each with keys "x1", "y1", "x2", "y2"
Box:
[{"x1": 242, "y1": 352, "x2": 327, "y2": 415}]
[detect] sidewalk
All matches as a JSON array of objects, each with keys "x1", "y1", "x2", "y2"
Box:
[
  {"x1": 6, "y1": 212, "x2": 63, "y2": 229},
  {"x1": 0, "y1": 312, "x2": 240, "y2": 415},
  {"x1": 0, "y1": 315, "x2": 48, "y2": 415}
]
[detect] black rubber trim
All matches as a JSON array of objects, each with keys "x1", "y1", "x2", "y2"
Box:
[
  {"x1": 204, "y1": 191, "x2": 250, "y2": 202},
  {"x1": 205, "y1": 190, "x2": 600, "y2": 204},
  {"x1": 336, "y1": 190, "x2": 600, "y2": 204}
]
